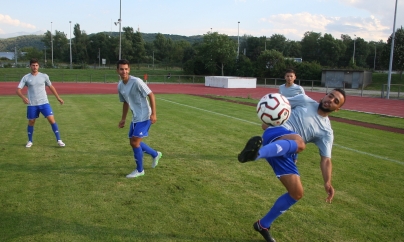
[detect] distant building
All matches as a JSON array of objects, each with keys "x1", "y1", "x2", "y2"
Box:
[{"x1": 321, "y1": 69, "x2": 372, "y2": 88}]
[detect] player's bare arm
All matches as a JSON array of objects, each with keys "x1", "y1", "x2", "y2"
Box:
[
  {"x1": 48, "y1": 85, "x2": 64, "y2": 104},
  {"x1": 148, "y1": 92, "x2": 157, "y2": 124},
  {"x1": 119, "y1": 102, "x2": 129, "y2": 128},
  {"x1": 320, "y1": 156, "x2": 334, "y2": 203},
  {"x1": 16, "y1": 88, "x2": 29, "y2": 104}
]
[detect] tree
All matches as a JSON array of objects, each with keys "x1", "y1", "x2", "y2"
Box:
[
  {"x1": 20, "y1": 47, "x2": 44, "y2": 61},
  {"x1": 153, "y1": 33, "x2": 173, "y2": 64},
  {"x1": 317, "y1": 33, "x2": 345, "y2": 67},
  {"x1": 301, "y1": 31, "x2": 321, "y2": 62},
  {"x1": 122, "y1": 27, "x2": 146, "y2": 65},
  {"x1": 255, "y1": 49, "x2": 285, "y2": 78},
  {"x1": 241, "y1": 35, "x2": 265, "y2": 62},
  {"x1": 41, "y1": 30, "x2": 68, "y2": 64},
  {"x1": 198, "y1": 32, "x2": 237, "y2": 76},
  {"x1": 284, "y1": 40, "x2": 301, "y2": 58},
  {"x1": 267, "y1": 34, "x2": 287, "y2": 54},
  {"x1": 384, "y1": 27, "x2": 404, "y2": 74},
  {"x1": 72, "y1": 24, "x2": 89, "y2": 64}
]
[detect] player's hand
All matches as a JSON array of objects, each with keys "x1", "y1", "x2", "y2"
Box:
[
  {"x1": 118, "y1": 120, "x2": 125, "y2": 128},
  {"x1": 325, "y1": 183, "x2": 334, "y2": 203},
  {"x1": 150, "y1": 114, "x2": 157, "y2": 124},
  {"x1": 58, "y1": 98, "x2": 64, "y2": 105},
  {"x1": 22, "y1": 97, "x2": 29, "y2": 104}
]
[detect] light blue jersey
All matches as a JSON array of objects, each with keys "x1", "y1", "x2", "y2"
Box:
[
  {"x1": 18, "y1": 72, "x2": 52, "y2": 106},
  {"x1": 279, "y1": 84, "x2": 305, "y2": 97},
  {"x1": 282, "y1": 94, "x2": 333, "y2": 158},
  {"x1": 118, "y1": 76, "x2": 152, "y2": 123}
]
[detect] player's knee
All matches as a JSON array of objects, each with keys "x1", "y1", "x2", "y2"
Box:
[{"x1": 290, "y1": 189, "x2": 304, "y2": 200}]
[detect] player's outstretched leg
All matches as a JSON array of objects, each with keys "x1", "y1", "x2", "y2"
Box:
[
  {"x1": 238, "y1": 136, "x2": 262, "y2": 163},
  {"x1": 253, "y1": 220, "x2": 276, "y2": 242}
]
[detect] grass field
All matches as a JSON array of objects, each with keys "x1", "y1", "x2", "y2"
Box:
[{"x1": 0, "y1": 94, "x2": 403, "y2": 242}]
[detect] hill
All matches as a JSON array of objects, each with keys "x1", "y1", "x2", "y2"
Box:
[{"x1": 0, "y1": 32, "x2": 211, "y2": 52}]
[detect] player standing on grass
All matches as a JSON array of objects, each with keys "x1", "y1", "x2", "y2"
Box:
[
  {"x1": 116, "y1": 59, "x2": 162, "y2": 178},
  {"x1": 238, "y1": 89, "x2": 346, "y2": 242},
  {"x1": 16, "y1": 58, "x2": 65, "y2": 148},
  {"x1": 278, "y1": 69, "x2": 305, "y2": 97}
]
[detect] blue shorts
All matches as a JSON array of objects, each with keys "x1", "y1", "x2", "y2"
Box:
[
  {"x1": 128, "y1": 120, "x2": 151, "y2": 138},
  {"x1": 27, "y1": 103, "x2": 54, "y2": 120},
  {"x1": 262, "y1": 126, "x2": 300, "y2": 178}
]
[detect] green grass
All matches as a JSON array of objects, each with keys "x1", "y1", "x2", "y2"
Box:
[
  {"x1": 367, "y1": 73, "x2": 404, "y2": 91},
  {"x1": 0, "y1": 94, "x2": 403, "y2": 242}
]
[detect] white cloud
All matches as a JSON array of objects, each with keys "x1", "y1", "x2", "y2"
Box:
[
  {"x1": 264, "y1": 12, "x2": 333, "y2": 31},
  {"x1": 0, "y1": 14, "x2": 36, "y2": 29},
  {"x1": 259, "y1": 12, "x2": 390, "y2": 41}
]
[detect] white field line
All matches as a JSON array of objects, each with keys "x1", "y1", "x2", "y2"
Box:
[{"x1": 159, "y1": 98, "x2": 404, "y2": 165}]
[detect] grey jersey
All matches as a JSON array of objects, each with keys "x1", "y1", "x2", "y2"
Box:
[
  {"x1": 279, "y1": 84, "x2": 305, "y2": 97},
  {"x1": 282, "y1": 94, "x2": 333, "y2": 158},
  {"x1": 118, "y1": 76, "x2": 152, "y2": 123},
  {"x1": 17, "y1": 72, "x2": 52, "y2": 106}
]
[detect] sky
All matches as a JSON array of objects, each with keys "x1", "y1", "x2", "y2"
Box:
[{"x1": 0, "y1": 0, "x2": 403, "y2": 42}]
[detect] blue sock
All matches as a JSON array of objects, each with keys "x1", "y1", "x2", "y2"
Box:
[
  {"x1": 257, "y1": 140, "x2": 298, "y2": 159},
  {"x1": 140, "y1": 142, "x2": 158, "y2": 157},
  {"x1": 260, "y1": 193, "x2": 297, "y2": 228},
  {"x1": 51, "y1": 123, "x2": 61, "y2": 141},
  {"x1": 133, "y1": 147, "x2": 143, "y2": 172},
  {"x1": 27, "y1": 125, "x2": 34, "y2": 142}
]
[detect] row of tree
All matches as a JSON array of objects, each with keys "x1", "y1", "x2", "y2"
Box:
[{"x1": 15, "y1": 23, "x2": 404, "y2": 78}]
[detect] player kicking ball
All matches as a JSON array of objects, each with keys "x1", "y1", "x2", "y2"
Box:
[{"x1": 238, "y1": 89, "x2": 346, "y2": 242}]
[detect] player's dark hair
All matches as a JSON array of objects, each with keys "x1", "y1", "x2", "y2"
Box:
[
  {"x1": 116, "y1": 59, "x2": 130, "y2": 69},
  {"x1": 333, "y1": 88, "x2": 346, "y2": 106},
  {"x1": 30, "y1": 58, "x2": 39, "y2": 65},
  {"x1": 285, "y1": 69, "x2": 296, "y2": 75}
]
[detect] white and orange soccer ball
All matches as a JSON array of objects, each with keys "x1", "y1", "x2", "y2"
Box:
[{"x1": 256, "y1": 93, "x2": 291, "y2": 126}]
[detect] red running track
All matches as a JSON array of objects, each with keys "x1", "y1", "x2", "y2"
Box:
[{"x1": 1, "y1": 82, "x2": 403, "y2": 118}]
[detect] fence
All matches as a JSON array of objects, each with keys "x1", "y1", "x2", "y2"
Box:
[
  {"x1": 2, "y1": 73, "x2": 402, "y2": 99},
  {"x1": 381, "y1": 84, "x2": 403, "y2": 99},
  {"x1": 0, "y1": 73, "x2": 206, "y2": 84}
]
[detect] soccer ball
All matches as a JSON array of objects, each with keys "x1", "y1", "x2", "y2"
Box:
[{"x1": 256, "y1": 93, "x2": 291, "y2": 126}]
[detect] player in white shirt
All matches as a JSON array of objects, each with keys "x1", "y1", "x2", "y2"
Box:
[
  {"x1": 16, "y1": 58, "x2": 65, "y2": 148},
  {"x1": 117, "y1": 59, "x2": 162, "y2": 178},
  {"x1": 238, "y1": 89, "x2": 346, "y2": 242}
]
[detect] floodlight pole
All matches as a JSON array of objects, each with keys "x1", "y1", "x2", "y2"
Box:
[
  {"x1": 51, "y1": 22, "x2": 54, "y2": 67},
  {"x1": 69, "y1": 21, "x2": 72, "y2": 69},
  {"x1": 387, "y1": 0, "x2": 398, "y2": 99},
  {"x1": 237, "y1": 21, "x2": 240, "y2": 59},
  {"x1": 374, "y1": 44, "x2": 376, "y2": 71},
  {"x1": 352, "y1": 34, "x2": 356, "y2": 64},
  {"x1": 119, "y1": 0, "x2": 122, "y2": 60}
]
